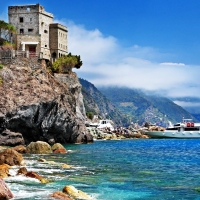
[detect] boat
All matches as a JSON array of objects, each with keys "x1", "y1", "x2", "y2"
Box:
[
  {"x1": 97, "y1": 119, "x2": 114, "y2": 131},
  {"x1": 145, "y1": 119, "x2": 200, "y2": 138}
]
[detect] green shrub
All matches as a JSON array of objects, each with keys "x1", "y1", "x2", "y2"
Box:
[
  {"x1": 0, "y1": 65, "x2": 3, "y2": 69},
  {"x1": 86, "y1": 112, "x2": 94, "y2": 120},
  {"x1": 0, "y1": 77, "x2": 3, "y2": 85},
  {"x1": 52, "y1": 53, "x2": 82, "y2": 73}
]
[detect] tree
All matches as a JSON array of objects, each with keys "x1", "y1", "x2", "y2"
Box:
[
  {"x1": 0, "y1": 20, "x2": 16, "y2": 41},
  {"x1": 52, "y1": 53, "x2": 83, "y2": 73}
]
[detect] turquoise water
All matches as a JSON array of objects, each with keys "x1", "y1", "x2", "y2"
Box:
[{"x1": 5, "y1": 139, "x2": 200, "y2": 199}]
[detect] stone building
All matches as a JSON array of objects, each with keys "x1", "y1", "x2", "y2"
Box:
[{"x1": 8, "y1": 4, "x2": 68, "y2": 61}]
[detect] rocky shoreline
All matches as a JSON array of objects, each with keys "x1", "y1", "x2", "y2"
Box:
[
  {"x1": 0, "y1": 141, "x2": 93, "y2": 200},
  {"x1": 88, "y1": 127, "x2": 150, "y2": 140}
]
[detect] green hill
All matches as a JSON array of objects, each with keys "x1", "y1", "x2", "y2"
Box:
[
  {"x1": 79, "y1": 78, "x2": 196, "y2": 127},
  {"x1": 98, "y1": 87, "x2": 196, "y2": 126},
  {"x1": 79, "y1": 79, "x2": 130, "y2": 126}
]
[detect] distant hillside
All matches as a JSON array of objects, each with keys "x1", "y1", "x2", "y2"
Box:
[
  {"x1": 79, "y1": 78, "x2": 130, "y2": 126},
  {"x1": 171, "y1": 97, "x2": 200, "y2": 121},
  {"x1": 98, "y1": 87, "x2": 196, "y2": 126}
]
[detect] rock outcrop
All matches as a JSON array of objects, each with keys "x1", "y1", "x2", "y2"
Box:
[
  {"x1": 0, "y1": 148, "x2": 24, "y2": 166},
  {"x1": 0, "y1": 58, "x2": 93, "y2": 145},
  {"x1": 26, "y1": 141, "x2": 52, "y2": 154},
  {"x1": 52, "y1": 143, "x2": 67, "y2": 153},
  {"x1": 51, "y1": 191, "x2": 73, "y2": 200},
  {"x1": 0, "y1": 178, "x2": 14, "y2": 199},
  {"x1": 63, "y1": 185, "x2": 92, "y2": 200},
  {"x1": 0, "y1": 164, "x2": 11, "y2": 178},
  {"x1": 0, "y1": 129, "x2": 24, "y2": 146}
]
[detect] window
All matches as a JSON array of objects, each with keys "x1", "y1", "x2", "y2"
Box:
[
  {"x1": 20, "y1": 29, "x2": 24, "y2": 34},
  {"x1": 52, "y1": 52, "x2": 57, "y2": 58},
  {"x1": 28, "y1": 29, "x2": 33, "y2": 32},
  {"x1": 45, "y1": 45, "x2": 47, "y2": 47},
  {"x1": 19, "y1": 17, "x2": 24, "y2": 23},
  {"x1": 44, "y1": 30, "x2": 48, "y2": 33},
  {"x1": 30, "y1": 18, "x2": 32, "y2": 22}
]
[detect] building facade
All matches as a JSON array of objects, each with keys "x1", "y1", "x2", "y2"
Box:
[{"x1": 8, "y1": 4, "x2": 68, "y2": 60}]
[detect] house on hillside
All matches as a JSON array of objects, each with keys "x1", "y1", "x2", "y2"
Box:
[{"x1": 8, "y1": 4, "x2": 68, "y2": 61}]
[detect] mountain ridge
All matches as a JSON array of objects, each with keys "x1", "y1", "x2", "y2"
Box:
[{"x1": 79, "y1": 78, "x2": 197, "y2": 127}]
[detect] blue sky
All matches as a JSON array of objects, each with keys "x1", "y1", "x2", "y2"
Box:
[{"x1": 1, "y1": 0, "x2": 200, "y2": 106}]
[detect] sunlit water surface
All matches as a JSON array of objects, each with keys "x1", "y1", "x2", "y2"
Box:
[{"x1": 5, "y1": 139, "x2": 200, "y2": 199}]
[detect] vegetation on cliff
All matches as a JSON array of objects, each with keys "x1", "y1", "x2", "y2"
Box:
[
  {"x1": 0, "y1": 58, "x2": 92, "y2": 145},
  {"x1": 0, "y1": 20, "x2": 16, "y2": 44},
  {"x1": 52, "y1": 53, "x2": 82, "y2": 73}
]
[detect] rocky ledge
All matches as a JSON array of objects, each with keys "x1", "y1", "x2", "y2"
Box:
[{"x1": 0, "y1": 58, "x2": 93, "y2": 145}]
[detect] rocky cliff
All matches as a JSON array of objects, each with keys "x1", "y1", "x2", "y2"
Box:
[{"x1": 0, "y1": 58, "x2": 93, "y2": 146}]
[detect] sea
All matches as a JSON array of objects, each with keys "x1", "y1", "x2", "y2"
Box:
[{"x1": 5, "y1": 139, "x2": 200, "y2": 200}]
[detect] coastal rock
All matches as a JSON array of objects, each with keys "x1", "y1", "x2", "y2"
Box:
[
  {"x1": 74, "y1": 132, "x2": 94, "y2": 144},
  {"x1": 61, "y1": 164, "x2": 72, "y2": 169},
  {"x1": 0, "y1": 59, "x2": 93, "y2": 145},
  {"x1": 26, "y1": 141, "x2": 52, "y2": 154},
  {"x1": 0, "y1": 129, "x2": 24, "y2": 146},
  {"x1": 0, "y1": 164, "x2": 11, "y2": 178},
  {"x1": 38, "y1": 158, "x2": 46, "y2": 162},
  {"x1": 52, "y1": 143, "x2": 67, "y2": 153},
  {"x1": 17, "y1": 167, "x2": 28, "y2": 175},
  {"x1": 51, "y1": 191, "x2": 73, "y2": 200},
  {"x1": 63, "y1": 185, "x2": 92, "y2": 200},
  {"x1": 26, "y1": 171, "x2": 49, "y2": 183},
  {"x1": 0, "y1": 178, "x2": 14, "y2": 199},
  {"x1": 0, "y1": 148, "x2": 23, "y2": 166},
  {"x1": 148, "y1": 125, "x2": 165, "y2": 131},
  {"x1": 12, "y1": 145, "x2": 27, "y2": 153},
  {"x1": 53, "y1": 148, "x2": 67, "y2": 154}
]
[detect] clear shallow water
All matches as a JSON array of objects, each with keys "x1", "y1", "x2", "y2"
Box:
[{"x1": 5, "y1": 139, "x2": 200, "y2": 199}]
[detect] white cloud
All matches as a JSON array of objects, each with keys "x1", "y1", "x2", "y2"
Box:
[
  {"x1": 160, "y1": 62, "x2": 185, "y2": 66},
  {"x1": 174, "y1": 101, "x2": 200, "y2": 108},
  {"x1": 56, "y1": 19, "x2": 200, "y2": 98}
]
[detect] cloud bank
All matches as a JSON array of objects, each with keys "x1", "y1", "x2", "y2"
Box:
[{"x1": 46, "y1": 20, "x2": 200, "y2": 99}]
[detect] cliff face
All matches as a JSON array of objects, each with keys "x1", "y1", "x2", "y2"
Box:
[{"x1": 0, "y1": 58, "x2": 93, "y2": 145}]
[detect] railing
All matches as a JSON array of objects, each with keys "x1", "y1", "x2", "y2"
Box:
[{"x1": 0, "y1": 49, "x2": 43, "y2": 63}]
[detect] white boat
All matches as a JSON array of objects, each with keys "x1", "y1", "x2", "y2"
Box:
[
  {"x1": 145, "y1": 119, "x2": 200, "y2": 138},
  {"x1": 97, "y1": 120, "x2": 114, "y2": 131}
]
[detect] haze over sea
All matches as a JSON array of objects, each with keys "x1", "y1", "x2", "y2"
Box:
[{"x1": 5, "y1": 139, "x2": 200, "y2": 199}]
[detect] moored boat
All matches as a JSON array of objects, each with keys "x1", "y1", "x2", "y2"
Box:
[
  {"x1": 145, "y1": 119, "x2": 200, "y2": 138},
  {"x1": 97, "y1": 119, "x2": 114, "y2": 131}
]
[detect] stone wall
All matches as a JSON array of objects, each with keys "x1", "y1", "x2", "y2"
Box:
[
  {"x1": 8, "y1": 4, "x2": 68, "y2": 61},
  {"x1": 8, "y1": 5, "x2": 40, "y2": 35},
  {"x1": 16, "y1": 34, "x2": 41, "y2": 52},
  {"x1": 49, "y1": 23, "x2": 68, "y2": 61}
]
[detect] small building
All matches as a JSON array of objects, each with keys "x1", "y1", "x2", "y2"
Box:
[{"x1": 8, "y1": 4, "x2": 68, "y2": 61}]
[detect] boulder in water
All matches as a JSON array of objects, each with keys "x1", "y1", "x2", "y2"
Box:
[
  {"x1": 0, "y1": 164, "x2": 11, "y2": 178},
  {"x1": 17, "y1": 167, "x2": 28, "y2": 175},
  {"x1": 12, "y1": 145, "x2": 27, "y2": 154},
  {"x1": 52, "y1": 143, "x2": 67, "y2": 153},
  {"x1": 63, "y1": 185, "x2": 92, "y2": 200},
  {"x1": 0, "y1": 148, "x2": 24, "y2": 166},
  {"x1": 0, "y1": 178, "x2": 14, "y2": 199},
  {"x1": 26, "y1": 171, "x2": 49, "y2": 184},
  {"x1": 51, "y1": 191, "x2": 73, "y2": 200},
  {"x1": 26, "y1": 141, "x2": 52, "y2": 154}
]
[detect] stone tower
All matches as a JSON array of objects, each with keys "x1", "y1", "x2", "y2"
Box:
[{"x1": 8, "y1": 4, "x2": 68, "y2": 61}]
